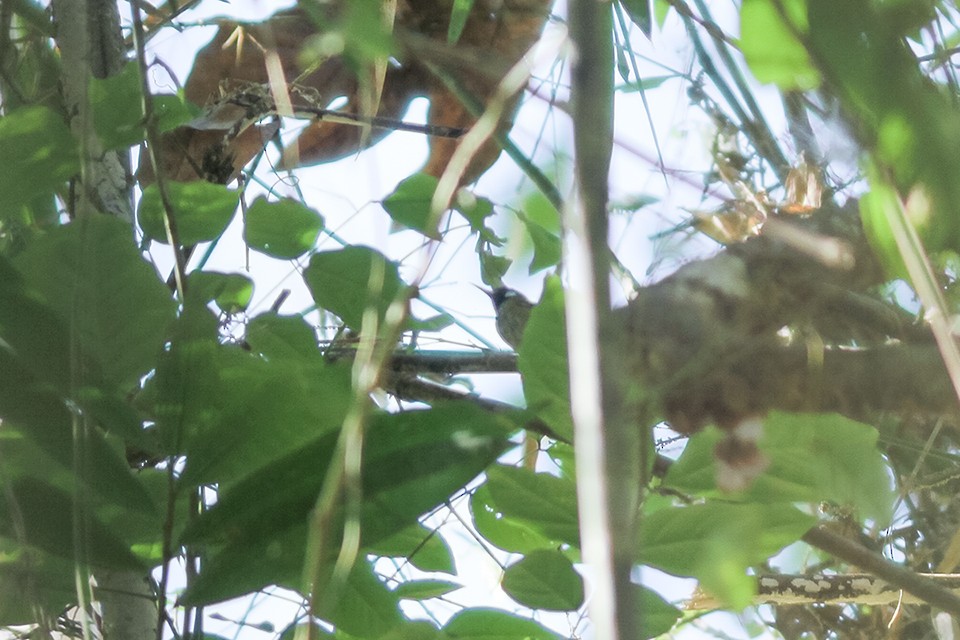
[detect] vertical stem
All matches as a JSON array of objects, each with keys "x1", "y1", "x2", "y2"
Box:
[
  {"x1": 51, "y1": 0, "x2": 158, "y2": 637},
  {"x1": 566, "y1": 1, "x2": 641, "y2": 639},
  {"x1": 52, "y1": 0, "x2": 132, "y2": 221}
]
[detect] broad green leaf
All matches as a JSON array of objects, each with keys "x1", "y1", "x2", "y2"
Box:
[
  {"x1": 179, "y1": 524, "x2": 310, "y2": 606},
  {"x1": 0, "y1": 255, "x2": 72, "y2": 390},
  {"x1": 455, "y1": 192, "x2": 495, "y2": 235},
  {"x1": 89, "y1": 62, "x2": 193, "y2": 149},
  {"x1": 14, "y1": 215, "x2": 176, "y2": 387},
  {"x1": 152, "y1": 94, "x2": 196, "y2": 133},
  {"x1": 182, "y1": 402, "x2": 515, "y2": 558},
  {"x1": 805, "y1": 0, "x2": 960, "y2": 252},
  {"x1": 0, "y1": 541, "x2": 77, "y2": 625},
  {"x1": 382, "y1": 173, "x2": 441, "y2": 238},
  {"x1": 485, "y1": 464, "x2": 579, "y2": 546},
  {"x1": 479, "y1": 250, "x2": 510, "y2": 286},
  {"x1": 443, "y1": 608, "x2": 561, "y2": 640},
  {"x1": 181, "y1": 404, "x2": 515, "y2": 604},
  {"x1": 244, "y1": 196, "x2": 324, "y2": 259},
  {"x1": 470, "y1": 484, "x2": 555, "y2": 554},
  {"x1": 138, "y1": 181, "x2": 239, "y2": 245},
  {"x1": 638, "y1": 501, "x2": 814, "y2": 608},
  {"x1": 329, "y1": 561, "x2": 402, "y2": 639},
  {"x1": 394, "y1": 579, "x2": 460, "y2": 600},
  {"x1": 281, "y1": 621, "x2": 440, "y2": 640},
  {"x1": 178, "y1": 352, "x2": 353, "y2": 486},
  {"x1": 0, "y1": 105, "x2": 78, "y2": 216},
  {"x1": 501, "y1": 549, "x2": 584, "y2": 611},
  {"x1": 661, "y1": 426, "x2": 721, "y2": 495},
  {"x1": 303, "y1": 246, "x2": 407, "y2": 331},
  {"x1": 760, "y1": 412, "x2": 894, "y2": 525},
  {"x1": 0, "y1": 413, "x2": 155, "y2": 516},
  {"x1": 89, "y1": 61, "x2": 145, "y2": 149},
  {"x1": 148, "y1": 304, "x2": 222, "y2": 455},
  {"x1": 666, "y1": 413, "x2": 893, "y2": 525},
  {"x1": 518, "y1": 277, "x2": 573, "y2": 441},
  {"x1": 0, "y1": 479, "x2": 144, "y2": 570},
  {"x1": 447, "y1": 0, "x2": 475, "y2": 43},
  {"x1": 188, "y1": 270, "x2": 253, "y2": 313},
  {"x1": 635, "y1": 586, "x2": 681, "y2": 639},
  {"x1": 367, "y1": 523, "x2": 455, "y2": 573},
  {"x1": 520, "y1": 192, "x2": 561, "y2": 274},
  {"x1": 740, "y1": 0, "x2": 820, "y2": 90},
  {"x1": 619, "y1": 0, "x2": 652, "y2": 37},
  {"x1": 245, "y1": 313, "x2": 320, "y2": 361}
]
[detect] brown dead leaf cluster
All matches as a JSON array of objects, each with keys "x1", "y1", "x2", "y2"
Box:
[{"x1": 141, "y1": 0, "x2": 553, "y2": 186}]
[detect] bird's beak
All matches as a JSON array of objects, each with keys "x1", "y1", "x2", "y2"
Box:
[{"x1": 473, "y1": 284, "x2": 495, "y2": 299}]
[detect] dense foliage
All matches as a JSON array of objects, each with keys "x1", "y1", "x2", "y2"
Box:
[{"x1": 4, "y1": 0, "x2": 960, "y2": 638}]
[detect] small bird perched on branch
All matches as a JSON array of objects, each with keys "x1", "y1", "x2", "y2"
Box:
[{"x1": 481, "y1": 287, "x2": 534, "y2": 350}]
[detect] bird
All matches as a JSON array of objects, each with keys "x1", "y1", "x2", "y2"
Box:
[{"x1": 480, "y1": 286, "x2": 534, "y2": 350}]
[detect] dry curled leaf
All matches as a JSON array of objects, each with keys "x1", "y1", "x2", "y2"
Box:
[{"x1": 142, "y1": 0, "x2": 553, "y2": 186}]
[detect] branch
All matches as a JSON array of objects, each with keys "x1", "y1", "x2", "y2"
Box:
[
  {"x1": 684, "y1": 526, "x2": 960, "y2": 615},
  {"x1": 688, "y1": 570, "x2": 960, "y2": 609},
  {"x1": 802, "y1": 524, "x2": 960, "y2": 615}
]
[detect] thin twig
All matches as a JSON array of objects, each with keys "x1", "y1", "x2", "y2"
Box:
[{"x1": 131, "y1": 0, "x2": 188, "y2": 298}]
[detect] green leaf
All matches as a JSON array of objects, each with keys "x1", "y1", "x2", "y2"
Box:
[
  {"x1": 394, "y1": 579, "x2": 460, "y2": 600},
  {"x1": 181, "y1": 403, "x2": 516, "y2": 601},
  {"x1": 0, "y1": 541, "x2": 77, "y2": 625},
  {"x1": 303, "y1": 246, "x2": 406, "y2": 331},
  {"x1": 179, "y1": 524, "x2": 310, "y2": 606},
  {"x1": 759, "y1": 412, "x2": 894, "y2": 525},
  {"x1": 180, "y1": 402, "x2": 515, "y2": 604},
  {"x1": 89, "y1": 61, "x2": 145, "y2": 149},
  {"x1": 638, "y1": 501, "x2": 814, "y2": 608},
  {"x1": 620, "y1": 0, "x2": 652, "y2": 37},
  {"x1": 447, "y1": 0, "x2": 475, "y2": 43},
  {"x1": 88, "y1": 62, "x2": 194, "y2": 149},
  {"x1": 455, "y1": 192, "x2": 495, "y2": 235},
  {"x1": 148, "y1": 305, "x2": 222, "y2": 455},
  {"x1": 188, "y1": 271, "x2": 253, "y2": 313},
  {"x1": 520, "y1": 192, "x2": 562, "y2": 274},
  {"x1": 0, "y1": 106, "x2": 78, "y2": 216},
  {"x1": 518, "y1": 277, "x2": 573, "y2": 441},
  {"x1": 408, "y1": 312, "x2": 455, "y2": 333},
  {"x1": 178, "y1": 353, "x2": 353, "y2": 486},
  {"x1": 443, "y1": 609, "x2": 561, "y2": 640},
  {"x1": 383, "y1": 173, "x2": 441, "y2": 238},
  {"x1": 740, "y1": 0, "x2": 820, "y2": 90},
  {"x1": 367, "y1": 523, "x2": 455, "y2": 573},
  {"x1": 666, "y1": 413, "x2": 894, "y2": 525},
  {"x1": 0, "y1": 255, "x2": 73, "y2": 390},
  {"x1": 244, "y1": 196, "x2": 324, "y2": 259},
  {"x1": 152, "y1": 94, "x2": 196, "y2": 133},
  {"x1": 0, "y1": 479, "x2": 145, "y2": 570},
  {"x1": 859, "y1": 178, "x2": 909, "y2": 280},
  {"x1": 501, "y1": 549, "x2": 584, "y2": 611},
  {"x1": 470, "y1": 484, "x2": 555, "y2": 554},
  {"x1": 479, "y1": 250, "x2": 511, "y2": 286},
  {"x1": 138, "y1": 181, "x2": 239, "y2": 245},
  {"x1": 0, "y1": 414, "x2": 156, "y2": 516},
  {"x1": 245, "y1": 313, "x2": 321, "y2": 362},
  {"x1": 329, "y1": 561, "x2": 402, "y2": 639},
  {"x1": 635, "y1": 585, "x2": 681, "y2": 639},
  {"x1": 485, "y1": 464, "x2": 579, "y2": 546},
  {"x1": 14, "y1": 215, "x2": 177, "y2": 387}
]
